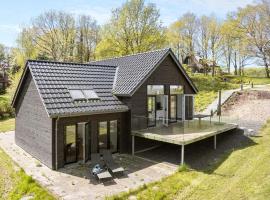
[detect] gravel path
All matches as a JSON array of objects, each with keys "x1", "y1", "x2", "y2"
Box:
[{"x1": 221, "y1": 90, "x2": 270, "y2": 133}]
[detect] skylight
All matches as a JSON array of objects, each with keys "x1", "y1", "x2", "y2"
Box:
[
  {"x1": 82, "y1": 90, "x2": 100, "y2": 100},
  {"x1": 69, "y1": 89, "x2": 100, "y2": 101}
]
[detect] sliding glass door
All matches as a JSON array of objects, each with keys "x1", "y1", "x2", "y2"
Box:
[
  {"x1": 170, "y1": 95, "x2": 177, "y2": 122},
  {"x1": 65, "y1": 125, "x2": 77, "y2": 164},
  {"x1": 98, "y1": 120, "x2": 119, "y2": 153},
  {"x1": 98, "y1": 121, "x2": 108, "y2": 150},
  {"x1": 147, "y1": 96, "x2": 156, "y2": 127},
  {"x1": 110, "y1": 120, "x2": 118, "y2": 153}
]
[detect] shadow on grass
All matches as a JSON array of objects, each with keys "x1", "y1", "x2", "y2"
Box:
[
  {"x1": 136, "y1": 128, "x2": 257, "y2": 174},
  {"x1": 57, "y1": 128, "x2": 256, "y2": 184}
]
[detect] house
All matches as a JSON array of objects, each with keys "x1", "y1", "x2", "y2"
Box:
[
  {"x1": 11, "y1": 48, "x2": 197, "y2": 169},
  {"x1": 183, "y1": 54, "x2": 218, "y2": 74}
]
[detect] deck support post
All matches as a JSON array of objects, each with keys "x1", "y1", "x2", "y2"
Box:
[
  {"x1": 132, "y1": 135, "x2": 135, "y2": 156},
  {"x1": 214, "y1": 135, "x2": 217, "y2": 149},
  {"x1": 181, "y1": 144, "x2": 185, "y2": 165}
]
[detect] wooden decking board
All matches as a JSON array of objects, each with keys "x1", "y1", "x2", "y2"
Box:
[{"x1": 132, "y1": 120, "x2": 238, "y2": 145}]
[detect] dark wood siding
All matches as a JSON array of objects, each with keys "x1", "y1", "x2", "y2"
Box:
[
  {"x1": 55, "y1": 112, "x2": 128, "y2": 168},
  {"x1": 123, "y1": 54, "x2": 195, "y2": 128},
  {"x1": 15, "y1": 73, "x2": 53, "y2": 168},
  {"x1": 121, "y1": 54, "x2": 196, "y2": 150}
]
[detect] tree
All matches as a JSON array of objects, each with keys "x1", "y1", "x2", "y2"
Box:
[
  {"x1": 236, "y1": 3, "x2": 270, "y2": 77},
  {"x1": 220, "y1": 18, "x2": 236, "y2": 74},
  {"x1": 198, "y1": 15, "x2": 211, "y2": 60},
  {"x1": 76, "y1": 15, "x2": 100, "y2": 62},
  {"x1": 167, "y1": 20, "x2": 186, "y2": 62},
  {"x1": 32, "y1": 11, "x2": 76, "y2": 61},
  {"x1": 96, "y1": 0, "x2": 166, "y2": 58},
  {"x1": 0, "y1": 44, "x2": 5, "y2": 62},
  {"x1": 15, "y1": 28, "x2": 38, "y2": 67},
  {"x1": 208, "y1": 16, "x2": 222, "y2": 76},
  {"x1": 167, "y1": 12, "x2": 198, "y2": 63}
]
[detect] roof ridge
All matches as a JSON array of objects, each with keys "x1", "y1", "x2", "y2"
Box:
[
  {"x1": 27, "y1": 59, "x2": 117, "y2": 68},
  {"x1": 93, "y1": 48, "x2": 171, "y2": 62}
]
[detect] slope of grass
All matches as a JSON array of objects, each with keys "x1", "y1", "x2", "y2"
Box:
[
  {"x1": 0, "y1": 148, "x2": 56, "y2": 200},
  {"x1": 108, "y1": 120, "x2": 270, "y2": 200},
  {"x1": 0, "y1": 118, "x2": 15, "y2": 132},
  {"x1": 191, "y1": 75, "x2": 239, "y2": 112}
]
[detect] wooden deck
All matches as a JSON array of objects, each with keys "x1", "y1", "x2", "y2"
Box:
[
  {"x1": 132, "y1": 120, "x2": 238, "y2": 145},
  {"x1": 132, "y1": 120, "x2": 238, "y2": 165}
]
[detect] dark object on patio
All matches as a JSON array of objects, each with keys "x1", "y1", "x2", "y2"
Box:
[
  {"x1": 91, "y1": 153, "x2": 112, "y2": 181},
  {"x1": 102, "y1": 150, "x2": 125, "y2": 176}
]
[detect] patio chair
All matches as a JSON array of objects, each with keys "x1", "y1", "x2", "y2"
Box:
[
  {"x1": 90, "y1": 153, "x2": 113, "y2": 182},
  {"x1": 102, "y1": 150, "x2": 125, "y2": 176}
]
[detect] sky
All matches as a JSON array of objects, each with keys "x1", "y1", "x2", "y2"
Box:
[{"x1": 0, "y1": 0, "x2": 254, "y2": 47}]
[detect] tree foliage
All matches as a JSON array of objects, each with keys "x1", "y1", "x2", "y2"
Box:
[
  {"x1": 96, "y1": 0, "x2": 166, "y2": 58},
  {"x1": 8, "y1": 0, "x2": 270, "y2": 79}
]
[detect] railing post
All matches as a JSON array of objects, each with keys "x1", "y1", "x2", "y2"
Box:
[
  {"x1": 181, "y1": 144, "x2": 185, "y2": 165},
  {"x1": 214, "y1": 135, "x2": 217, "y2": 149},
  {"x1": 132, "y1": 135, "x2": 135, "y2": 156}
]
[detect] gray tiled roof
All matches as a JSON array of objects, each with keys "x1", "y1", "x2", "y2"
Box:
[
  {"x1": 27, "y1": 60, "x2": 129, "y2": 117},
  {"x1": 92, "y1": 48, "x2": 197, "y2": 96},
  {"x1": 92, "y1": 48, "x2": 171, "y2": 95}
]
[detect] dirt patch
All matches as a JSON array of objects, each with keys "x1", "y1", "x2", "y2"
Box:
[
  {"x1": 222, "y1": 90, "x2": 270, "y2": 132},
  {"x1": 222, "y1": 90, "x2": 270, "y2": 112}
]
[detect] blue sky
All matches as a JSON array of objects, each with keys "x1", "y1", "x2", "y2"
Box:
[{"x1": 0, "y1": 0, "x2": 254, "y2": 47}]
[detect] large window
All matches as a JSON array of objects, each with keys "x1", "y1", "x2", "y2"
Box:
[
  {"x1": 65, "y1": 125, "x2": 77, "y2": 164},
  {"x1": 170, "y1": 95, "x2": 177, "y2": 121},
  {"x1": 147, "y1": 96, "x2": 156, "y2": 127},
  {"x1": 170, "y1": 85, "x2": 183, "y2": 95},
  {"x1": 110, "y1": 120, "x2": 118, "y2": 153},
  {"x1": 99, "y1": 121, "x2": 108, "y2": 150},
  {"x1": 99, "y1": 120, "x2": 119, "y2": 152},
  {"x1": 147, "y1": 85, "x2": 164, "y2": 95}
]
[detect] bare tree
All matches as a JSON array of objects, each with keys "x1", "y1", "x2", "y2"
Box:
[
  {"x1": 209, "y1": 16, "x2": 222, "y2": 76},
  {"x1": 236, "y1": 4, "x2": 270, "y2": 77},
  {"x1": 32, "y1": 11, "x2": 76, "y2": 61},
  {"x1": 76, "y1": 15, "x2": 100, "y2": 62},
  {"x1": 198, "y1": 15, "x2": 210, "y2": 59}
]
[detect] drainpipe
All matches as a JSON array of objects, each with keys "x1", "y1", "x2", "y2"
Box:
[{"x1": 55, "y1": 117, "x2": 60, "y2": 170}]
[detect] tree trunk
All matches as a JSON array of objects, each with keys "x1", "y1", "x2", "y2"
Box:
[
  {"x1": 234, "y1": 51, "x2": 237, "y2": 75},
  {"x1": 263, "y1": 57, "x2": 270, "y2": 78},
  {"x1": 228, "y1": 54, "x2": 231, "y2": 74}
]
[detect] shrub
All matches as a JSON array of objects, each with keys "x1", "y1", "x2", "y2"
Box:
[{"x1": 0, "y1": 98, "x2": 14, "y2": 118}]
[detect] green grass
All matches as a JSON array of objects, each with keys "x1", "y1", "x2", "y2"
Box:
[
  {"x1": 191, "y1": 75, "x2": 270, "y2": 112},
  {"x1": 0, "y1": 118, "x2": 15, "y2": 132},
  {"x1": 108, "y1": 120, "x2": 270, "y2": 200},
  {"x1": 0, "y1": 148, "x2": 56, "y2": 200},
  {"x1": 191, "y1": 75, "x2": 239, "y2": 112},
  {"x1": 0, "y1": 94, "x2": 10, "y2": 102}
]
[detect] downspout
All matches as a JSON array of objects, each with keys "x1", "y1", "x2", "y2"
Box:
[{"x1": 55, "y1": 116, "x2": 60, "y2": 170}]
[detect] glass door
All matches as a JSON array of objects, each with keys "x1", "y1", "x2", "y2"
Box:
[
  {"x1": 170, "y1": 95, "x2": 177, "y2": 122},
  {"x1": 163, "y1": 95, "x2": 169, "y2": 126},
  {"x1": 110, "y1": 120, "x2": 118, "y2": 153},
  {"x1": 98, "y1": 121, "x2": 108, "y2": 151},
  {"x1": 147, "y1": 96, "x2": 156, "y2": 127},
  {"x1": 65, "y1": 125, "x2": 77, "y2": 164}
]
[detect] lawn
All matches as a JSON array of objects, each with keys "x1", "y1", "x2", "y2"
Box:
[
  {"x1": 108, "y1": 120, "x2": 270, "y2": 200},
  {"x1": 0, "y1": 147, "x2": 56, "y2": 200},
  {"x1": 191, "y1": 75, "x2": 270, "y2": 112},
  {"x1": 0, "y1": 118, "x2": 15, "y2": 132},
  {"x1": 0, "y1": 92, "x2": 15, "y2": 132},
  {"x1": 191, "y1": 75, "x2": 239, "y2": 112},
  {"x1": 0, "y1": 95, "x2": 54, "y2": 199}
]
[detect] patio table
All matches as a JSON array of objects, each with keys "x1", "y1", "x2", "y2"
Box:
[{"x1": 193, "y1": 114, "x2": 211, "y2": 127}]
